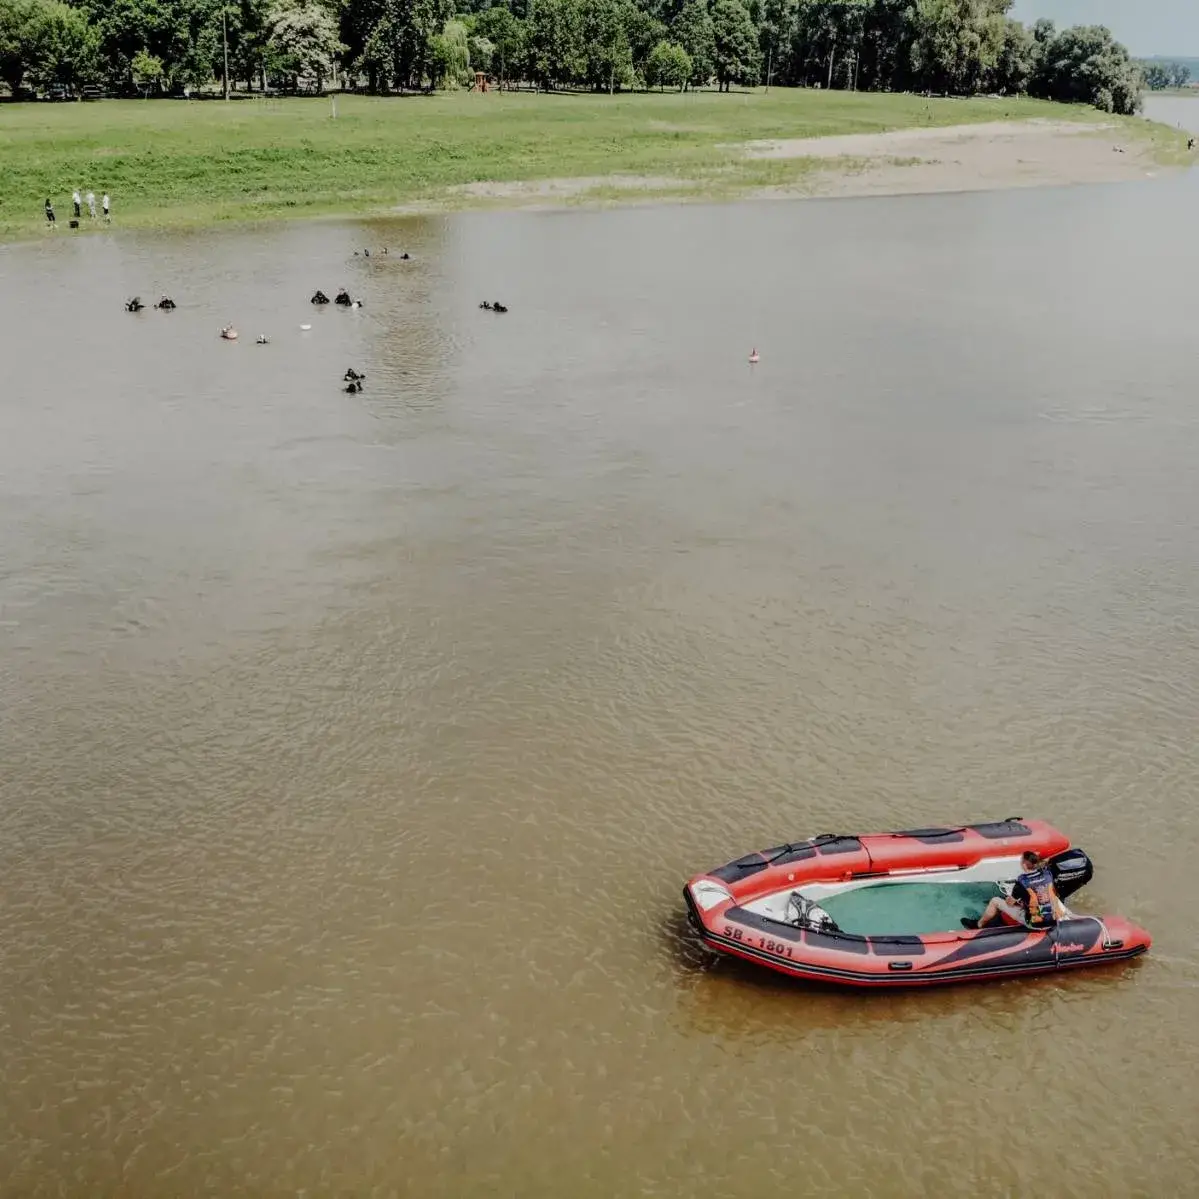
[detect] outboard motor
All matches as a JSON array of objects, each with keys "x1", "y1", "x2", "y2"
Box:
[{"x1": 1047, "y1": 847, "x2": 1094, "y2": 899}]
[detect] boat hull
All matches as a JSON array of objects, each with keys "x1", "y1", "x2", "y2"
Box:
[{"x1": 685, "y1": 819, "x2": 1151, "y2": 988}]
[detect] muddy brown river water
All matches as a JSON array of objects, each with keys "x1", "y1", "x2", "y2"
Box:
[{"x1": 2, "y1": 168, "x2": 1198, "y2": 1195}]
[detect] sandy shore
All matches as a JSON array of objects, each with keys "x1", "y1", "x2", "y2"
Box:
[
  {"x1": 419, "y1": 119, "x2": 1174, "y2": 212},
  {"x1": 743, "y1": 118, "x2": 1166, "y2": 197}
]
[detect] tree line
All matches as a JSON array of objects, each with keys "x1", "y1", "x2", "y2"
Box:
[
  {"x1": 0, "y1": 0, "x2": 1147, "y2": 114},
  {"x1": 1139, "y1": 60, "x2": 1192, "y2": 92}
]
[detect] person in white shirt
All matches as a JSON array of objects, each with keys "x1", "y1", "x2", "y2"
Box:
[
  {"x1": 72, "y1": 189, "x2": 82, "y2": 218},
  {"x1": 102, "y1": 193, "x2": 110, "y2": 222},
  {"x1": 86, "y1": 190, "x2": 96, "y2": 219}
]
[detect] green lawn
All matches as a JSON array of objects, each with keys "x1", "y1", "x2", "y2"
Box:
[{"x1": 0, "y1": 89, "x2": 1179, "y2": 240}]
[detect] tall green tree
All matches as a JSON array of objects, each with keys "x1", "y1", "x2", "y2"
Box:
[
  {"x1": 991, "y1": 14, "x2": 1032, "y2": 94},
  {"x1": 353, "y1": 0, "x2": 451, "y2": 92},
  {"x1": 429, "y1": 14, "x2": 471, "y2": 85},
  {"x1": 622, "y1": 2, "x2": 665, "y2": 77},
  {"x1": 71, "y1": 0, "x2": 226, "y2": 92},
  {"x1": 224, "y1": 0, "x2": 274, "y2": 91},
  {"x1": 29, "y1": 1, "x2": 99, "y2": 89},
  {"x1": 710, "y1": 0, "x2": 757, "y2": 89},
  {"x1": 2, "y1": 0, "x2": 101, "y2": 93},
  {"x1": 644, "y1": 36, "x2": 689, "y2": 87},
  {"x1": 74, "y1": 0, "x2": 156, "y2": 90},
  {"x1": 757, "y1": 0, "x2": 792, "y2": 87},
  {"x1": 1, "y1": 0, "x2": 46, "y2": 93},
  {"x1": 130, "y1": 47, "x2": 163, "y2": 93},
  {"x1": 525, "y1": 0, "x2": 582, "y2": 88},
  {"x1": 468, "y1": 31, "x2": 494, "y2": 71},
  {"x1": 1141, "y1": 62, "x2": 1169, "y2": 90},
  {"x1": 857, "y1": 0, "x2": 916, "y2": 91},
  {"x1": 266, "y1": 0, "x2": 344, "y2": 91},
  {"x1": 670, "y1": 0, "x2": 713, "y2": 86},
  {"x1": 473, "y1": 4, "x2": 524, "y2": 85},
  {"x1": 579, "y1": 0, "x2": 633, "y2": 91},
  {"x1": 791, "y1": 0, "x2": 870, "y2": 90},
  {"x1": 908, "y1": 0, "x2": 1007, "y2": 95},
  {"x1": 1031, "y1": 23, "x2": 1141, "y2": 114}
]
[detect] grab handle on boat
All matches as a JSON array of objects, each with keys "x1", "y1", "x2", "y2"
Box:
[
  {"x1": 888, "y1": 961, "x2": 913, "y2": 972},
  {"x1": 886, "y1": 827, "x2": 966, "y2": 838},
  {"x1": 759, "y1": 835, "x2": 851, "y2": 866}
]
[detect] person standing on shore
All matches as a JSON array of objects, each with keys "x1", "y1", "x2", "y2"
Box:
[
  {"x1": 45, "y1": 198, "x2": 56, "y2": 226},
  {"x1": 102, "y1": 192, "x2": 110, "y2": 222},
  {"x1": 86, "y1": 190, "x2": 96, "y2": 219},
  {"x1": 72, "y1": 189, "x2": 82, "y2": 219}
]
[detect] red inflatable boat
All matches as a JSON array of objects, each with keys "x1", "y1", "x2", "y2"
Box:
[{"x1": 684, "y1": 819, "x2": 1150, "y2": 988}]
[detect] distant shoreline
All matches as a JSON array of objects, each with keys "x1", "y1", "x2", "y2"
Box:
[
  {"x1": 0, "y1": 92, "x2": 1190, "y2": 244},
  {"x1": 737, "y1": 118, "x2": 1187, "y2": 203}
]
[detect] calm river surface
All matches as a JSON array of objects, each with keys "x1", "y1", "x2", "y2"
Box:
[
  {"x1": 1145, "y1": 92, "x2": 1199, "y2": 134},
  {"x1": 2, "y1": 167, "x2": 1199, "y2": 1195}
]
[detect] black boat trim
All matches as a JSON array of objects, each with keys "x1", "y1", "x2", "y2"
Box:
[
  {"x1": 699, "y1": 929, "x2": 1146, "y2": 986},
  {"x1": 710, "y1": 819, "x2": 1041, "y2": 881},
  {"x1": 889, "y1": 827, "x2": 967, "y2": 843}
]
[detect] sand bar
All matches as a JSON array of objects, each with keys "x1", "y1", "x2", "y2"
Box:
[{"x1": 741, "y1": 118, "x2": 1167, "y2": 198}]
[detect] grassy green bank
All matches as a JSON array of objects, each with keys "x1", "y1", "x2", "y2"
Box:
[{"x1": 0, "y1": 89, "x2": 1186, "y2": 241}]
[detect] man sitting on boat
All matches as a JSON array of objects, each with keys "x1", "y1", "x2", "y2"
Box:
[{"x1": 962, "y1": 851, "x2": 1066, "y2": 930}]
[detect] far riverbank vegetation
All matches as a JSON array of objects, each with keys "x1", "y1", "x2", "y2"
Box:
[
  {"x1": 1138, "y1": 58, "x2": 1198, "y2": 93},
  {"x1": 1, "y1": 0, "x2": 1151, "y2": 116}
]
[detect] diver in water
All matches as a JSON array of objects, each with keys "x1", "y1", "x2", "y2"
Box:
[{"x1": 311, "y1": 290, "x2": 330, "y2": 305}]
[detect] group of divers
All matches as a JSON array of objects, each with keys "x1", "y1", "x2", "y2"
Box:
[
  {"x1": 311, "y1": 289, "x2": 364, "y2": 309},
  {"x1": 123, "y1": 250, "x2": 510, "y2": 393},
  {"x1": 125, "y1": 295, "x2": 174, "y2": 312}
]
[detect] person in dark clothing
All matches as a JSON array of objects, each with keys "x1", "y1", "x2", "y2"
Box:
[
  {"x1": 45, "y1": 198, "x2": 56, "y2": 225},
  {"x1": 962, "y1": 852, "x2": 1065, "y2": 929}
]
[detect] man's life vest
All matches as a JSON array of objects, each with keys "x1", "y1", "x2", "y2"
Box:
[{"x1": 1018, "y1": 865, "x2": 1058, "y2": 926}]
